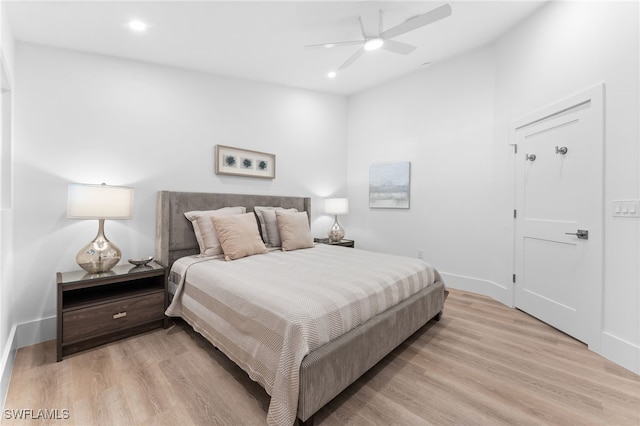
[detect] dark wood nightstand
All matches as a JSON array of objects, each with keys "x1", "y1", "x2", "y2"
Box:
[
  {"x1": 314, "y1": 238, "x2": 355, "y2": 248},
  {"x1": 56, "y1": 261, "x2": 168, "y2": 361}
]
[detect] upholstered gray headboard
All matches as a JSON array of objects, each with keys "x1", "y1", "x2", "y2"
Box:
[{"x1": 155, "y1": 191, "x2": 311, "y2": 267}]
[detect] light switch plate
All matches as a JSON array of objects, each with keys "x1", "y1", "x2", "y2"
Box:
[{"x1": 613, "y1": 200, "x2": 640, "y2": 218}]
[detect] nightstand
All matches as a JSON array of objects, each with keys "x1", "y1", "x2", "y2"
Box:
[
  {"x1": 56, "y1": 261, "x2": 168, "y2": 361},
  {"x1": 314, "y1": 238, "x2": 355, "y2": 248}
]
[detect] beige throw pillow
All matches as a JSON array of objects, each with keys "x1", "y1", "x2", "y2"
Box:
[
  {"x1": 211, "y1": 213, "x2": 268, "y2": 261},
  {"x1": 184, "y1": 207, "x2": 246, "y2": 256},
  {"x1": 276, "y1": 210, "x2": 314, "y2": 252},
  {"x1": 254, "y1": 207, "x2": 298, "y2": 247}
]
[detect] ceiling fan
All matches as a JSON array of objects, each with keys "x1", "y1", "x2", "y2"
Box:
[{"x1": 306, "y1": 4, "x2": 452, "y2": 71}]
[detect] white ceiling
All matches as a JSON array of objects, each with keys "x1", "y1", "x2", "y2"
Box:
[{"x1": 5, "y1": 1, "x2": 547, "y2": 95}]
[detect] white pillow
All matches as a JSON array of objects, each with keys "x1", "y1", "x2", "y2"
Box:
[
  {"x1": 254, "y1": 206, "x2": 298, "y2": 246},
  {"x1": 211, "y1": 213, "x2": 268, "y2": 261},
  {"x1": 276, "y1": 210, "x2": 314, "y2": 252},
  {"x1": 184, "y1": 207, "x2": 246, "y2": 255}
]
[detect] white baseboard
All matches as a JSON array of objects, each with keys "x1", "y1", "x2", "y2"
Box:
[
  {"x1": 16, "y1": 316, "x2": 56, "y2": 349},
  {"x1": 1, "y1": 316, "x2": 56, "y2": 409},
  {"x1": 599, "y1": 331, "x2": 640, "y2": 375},
  {"x1": 440, "y1": 271, "x2": 512, "y2": 307},
  {"x1": 1, "y1": 324, "x2": 17, "y2": 410}
]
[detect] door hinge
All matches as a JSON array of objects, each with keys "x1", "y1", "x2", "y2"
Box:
[
  {"x1": 513, "y1": 274, "x2": 516, "y2": 283},
  {"x1": 509, "y1": 144, "x2": 518, "y2": 154},
  {"x1": 513, "y1": 209, "x2": 517, "y2": 219}
]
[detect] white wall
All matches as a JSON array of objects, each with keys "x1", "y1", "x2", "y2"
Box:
[
  {"x1": 0, "y1": 0, "x2": 16, "y2": 408},
  {"x1": 347, "y1": 1, "x2": 639, "y2": 373},
  {"x1": 0, "y1": 1, "x2": 13, "y2": 74},
  {"x1": 346, "y1": 46, "x2": 498, "y2": 287},
  {"x1": 12, "y1": 43, "x2": 347, "y2": 337}
]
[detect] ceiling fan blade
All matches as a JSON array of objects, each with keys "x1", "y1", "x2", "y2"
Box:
[
  {"x1": 305, "y1": 40, "x2": 365, "y2": 49},
  {"x1": 380, "y1": 3, "x2": 452, "y2": 40},
  {"x1": 359, "y1": 16, "x2": 369, "y2": 39},
  {"x1": 382, "y1": 39, "x2": 417, "y2": 55},
  {"x1": 338, "y1": 47, "x2": 365, "y2": 70}
]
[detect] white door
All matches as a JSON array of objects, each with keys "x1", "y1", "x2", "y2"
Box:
[{"x1": 514, "y1": 85, "x2": 604, "y2": 346}]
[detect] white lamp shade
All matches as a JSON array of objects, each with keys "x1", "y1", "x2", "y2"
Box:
[
  {"x1": 67, "y1": 183, "x2": 134, "y2": 219},
  {"x1": 325, "y1": 197, "x2": 349, "y2": 215}
]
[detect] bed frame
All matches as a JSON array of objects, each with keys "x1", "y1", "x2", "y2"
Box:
[{"x1": 156, "y1": 191, "x2": 446, "y2": 425}]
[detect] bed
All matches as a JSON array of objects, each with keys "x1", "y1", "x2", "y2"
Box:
[{"x1": 156, "y1": 191, "x2": 446, "y2": 426}]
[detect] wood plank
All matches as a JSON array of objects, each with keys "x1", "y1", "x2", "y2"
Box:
[{"x1": 4, "y1": 289, "x2": 639, "y2": 425}]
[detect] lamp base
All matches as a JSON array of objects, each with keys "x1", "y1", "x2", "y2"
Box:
[
  {"x1": 328, "y1": 215, "x2": 345, "y2": 243},
  {"x1": 76, "y1": 219, "x2": 121, "y2": 273}
]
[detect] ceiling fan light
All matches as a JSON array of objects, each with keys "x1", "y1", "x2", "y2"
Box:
[
  {"x1": 128, "y1": 20, "x2": 147, "y2": 32},
  {"x1": 364, "y1": 38, "x2": 384, "y2": 51}
]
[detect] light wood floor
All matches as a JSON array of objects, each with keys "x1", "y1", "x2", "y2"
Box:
[{"x1": 3, "y1": 289, "x2": 639, "y2": 425}]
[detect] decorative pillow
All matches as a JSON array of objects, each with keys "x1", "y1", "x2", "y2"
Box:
[
  {"x1": 211, "y1": 213, "x2": 268, "y2": 261},
  {"x1": 276, "y1": 210, "x2": 314, "y2": 252},
  {"x1": 184, "y1": 207, "x2": 246, "y2": 256},
  {"x1": 254, "y1": 206, "x2": 298, "y2": 246}
]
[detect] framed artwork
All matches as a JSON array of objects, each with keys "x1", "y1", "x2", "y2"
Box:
[
  {"x1": 369, "y1": 161, "x2": 411, "y2": 209},
  {"x1": 215, "y1": 145, "x2": 276, "y2": 179}
]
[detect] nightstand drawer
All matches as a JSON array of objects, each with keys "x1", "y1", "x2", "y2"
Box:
[{"x1": 62, "y1": 291, "x2": 164, "y2": 343}]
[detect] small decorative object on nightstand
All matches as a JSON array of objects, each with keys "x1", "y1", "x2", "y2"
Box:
[
  {"x1": 56, "y1": 261, "x2": 168, "y2": 361},
  {"x1": 325, "y1": 197, "x2": 349, "y2": 243},
  {"x1": 128, "y1": 256, "x2": 154, "y2": 267},
  {"x1": 314, "y1": 237, "x2": 355, "y2": 248}
]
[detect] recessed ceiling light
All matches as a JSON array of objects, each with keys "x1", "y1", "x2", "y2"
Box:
[
  {"x1": 364, "y1": 38, "x2": 384, "y2": 51},
  {"x1": 327, "y1": 71, "x2": 337, "y2": 79},
  {"x1": 128, "y1": 20, "x2": 147, "y2": 32}
]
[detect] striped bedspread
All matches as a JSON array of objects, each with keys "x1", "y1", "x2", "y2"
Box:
[{"x1": 166, "y1": 244, "x2": 442, "y2": 426}]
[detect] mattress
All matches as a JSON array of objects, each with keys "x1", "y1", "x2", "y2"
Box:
[{"x1": 166, "y1": 244, "x2": 442, "y2": 425}]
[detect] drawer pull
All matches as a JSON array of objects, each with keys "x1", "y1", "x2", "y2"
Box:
[{"x1": 113, "y1": 312, "x2": 127, "y2": 320}]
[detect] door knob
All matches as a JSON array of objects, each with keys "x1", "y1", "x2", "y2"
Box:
[
  {"x1": 555, "y1": 146, "x2": 568, "y2": 155},
  {"x1": 565, "y1": 229, "x2": 588, "y2": 240},
  {"x1": 526, "y1": 154, "x2": 536, "y2": 161}
]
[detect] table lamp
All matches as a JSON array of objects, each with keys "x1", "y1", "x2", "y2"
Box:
[
  {"x1": 67, "y1": 183, "x2": 134, "y2": 273},
  {"x1": 325, "y1": 197, "x2": 349, "y2": 243}
]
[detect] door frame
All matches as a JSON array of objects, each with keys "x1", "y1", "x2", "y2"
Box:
[{"x1": 510, "y1": 83, "x2": 605, "y2": 351}]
